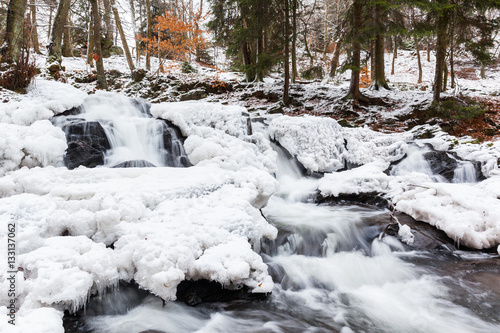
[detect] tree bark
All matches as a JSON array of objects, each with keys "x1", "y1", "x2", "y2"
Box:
[
  {"x1": 62, "y1": 14, "x2": 72, "y2": 57},
  {"x1": 371, "y1": 4, "x2": 389, "y2": 90},
  {"x1": 128, "y1": 0, "x2": 140, "y2": 65},
  {"x1": 102, "y1": 0, "x2": 113, "y2": 42},
  {"x1": 47, "y1": 0, "x2": 71, "y2": 64},
  {"x1": 90, "y1": 0, "x2": 107, "y2": 89},
  {"x1": 322, "y1": 2, "x2": 328, "y2": 61},
  {"x1": 111, "y1": 0, "x2": 135, "y2": 75},
  {"x1": 87, "y1": 12, "x2": 94, "y2": 67},
  {"x1": 30, "y1": 0, "x2": 41, "y2": 54},
  {"x1": 291, "y1": 0, "x2": 297, "y2": 82},
  {"x1": 345, "y1": 0, "x2": 364, "y2": 102},
  {"x1": 283, "y1": 0, "x2": 290, "y2": 105},
  {"x1": 415, "y1": 36, "x2": 422, "y2": 84},
  {"x1": 329, "y1": 40, "x2": 341, "y2": 78},
  {"x1": 391, "y1": 35, "x2": 397, "y2": 75},
  {"x1": 433, "y1": 10, "x2": 448, "y2": 103},
  {"x1": 1, "y1": 0, "x2": 28, "y2": 64},
  {"x1": 145, "y1": 0, "x2": 152, "y2": 71}
]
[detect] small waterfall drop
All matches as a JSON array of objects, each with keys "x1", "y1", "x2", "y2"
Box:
[
  {"x1": 390, "y1": 145, "x2": 435, "y2": 177},
  {"x1": 453, "y1": 161, "x2": 477, "y2": 183},
  {"x1": 55, "y1": 94, "x2": 190, "y2": 168}
]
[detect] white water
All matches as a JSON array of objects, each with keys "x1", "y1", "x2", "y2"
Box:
[
  {"x1": 72, "y1": 132, "x2": 500, "y2": 333},
  {"x1": 65, "y1": 94, "x2": 188, "y2": 167},
  {"x1": 452, "y1": 161, "x2": 477, "y2": 183}
]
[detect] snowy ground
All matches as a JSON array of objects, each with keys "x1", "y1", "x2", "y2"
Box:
[{"x1": 1, "y1": 50, "x2": 500, "y2": 332}]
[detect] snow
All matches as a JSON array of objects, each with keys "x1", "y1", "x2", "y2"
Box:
[
  {"x1": 1, "y1": 41, "x2": 500, "y2": 332},
  {"x1": 0, "y1": 165, "x2": 277, "y2": 329},
  {"x1": 269, "y1": 115, "x2": 346, "y2": 172},
  {"x1": 152, "y1": 101, "x2": 278, "y2": 176},
  {"x1": 0, "y1": 120, "x2": 67, "y2": 176}
]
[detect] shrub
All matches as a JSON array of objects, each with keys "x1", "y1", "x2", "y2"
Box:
[
  {"x1": 181, "y1": 61, "x2": 197, "y2": 73},
  {"x1": 0, "y1": 49, "x2": 37, "y2": 93},
  {"x1": 429, "y1": 99, "x2": 485, "y2": 121}
]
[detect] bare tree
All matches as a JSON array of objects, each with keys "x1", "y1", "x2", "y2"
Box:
[
  {"x1": 111, "y1": 0, "x2": 135, "y2": 74},
  {"x1": 47, "y1": 0, "x2": 71, "y2": 64},
  {"x1": 1, "y1": 0, "x2": 28, "y2": 64},
  {"x1": 90, "y1": 0, "x2": 107, "y2": 89}
]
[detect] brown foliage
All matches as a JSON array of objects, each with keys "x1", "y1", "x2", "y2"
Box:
[
  {"x1": 0, "y1": 49, "x2": 37, "y2": 93},
  {"x1": 141, "y1": 10, "x2": 206, "y2": 72}
]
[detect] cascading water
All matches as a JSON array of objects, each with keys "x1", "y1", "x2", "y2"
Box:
[
  {"x1": 54, "y1": 94, "x2": 190, "y2": 168},
  {"x1": 453, "y1": 161, "x2": 478, "y2": 183},
  {"x1": 65, "y1": 126, "x2": 499, "y2": 333}
]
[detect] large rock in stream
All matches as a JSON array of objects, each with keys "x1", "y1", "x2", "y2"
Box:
[{"x1": 61, "y1": 120, "x2": 111, "y2": 169}]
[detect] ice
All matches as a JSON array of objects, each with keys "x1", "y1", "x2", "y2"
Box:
[{"x1": 0, "y1": 120, "x2": 67, "y2": 176}]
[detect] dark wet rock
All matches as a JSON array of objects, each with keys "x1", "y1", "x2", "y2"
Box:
[
  {"x1": 176, "y1": 280, "x2": 268, "y2": 306},
  {"x1": 389, "y1": 213, "x2": 457, "y2": 251},
  {"x1": 268, "y1": 103, "x2": 284, "y2": 114},
  {"x1": 315, "y1": 192, "x2": 392, "y2": 210},
  {"x1": 61, "y1": 120, "x2": 111, "y2": 169},
  {"x1": 423, "y1": 150, "x2": 458, "y2": 181},
  {"x1": 55, "y1": 106, "x2": 83, "y2": 117},
  {"x1": 112, "y1": 160, "x2": 156, "y2": 168},
  {"x1": 179, "y1": 88, "x2": 207, "y2": 101}
]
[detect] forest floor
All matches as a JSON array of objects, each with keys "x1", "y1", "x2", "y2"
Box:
[{"x1": 2, "y1": 49, "x2": 500, "y2": 142}]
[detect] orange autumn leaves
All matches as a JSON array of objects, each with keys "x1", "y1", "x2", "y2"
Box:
[{"x1": 141, "y1": 11, "x2": 206, "y2": 70}]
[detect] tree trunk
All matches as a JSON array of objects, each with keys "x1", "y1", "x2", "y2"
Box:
[
  {"x1": 371, "y1": 4, "x2": 389, "y2": 90},
  {"x1": 145, "y1": 0, "x2": 152, "y2": 71},
  {"x1": 30, "y1": 0, "x2": 41, "y2": 54},
  {"x1": 102, "y1": 0, "x2": 113, "y2": 42},
  {"x1": 442, "y1": 58, "x2": 448, "y2": 91},
  {"x1": 345, "y1": 0, "x2": 363, "y2": 102},
  {"x1": 129, "y1": 0, "x2": 140, "y2": 65},
  {"x1": 87, "y1": 12, "x2": 94, "y2": 67},
  {"x1": 322, "y1": 2, "x2": 328, "y2": 61},
  {"x1": 433, "y1": 11, "x2": 448, "y2": 103},
  {"x1": 415, "y1": 36, "x2": 422, "y2": 84},
  {"x1": 62, "y1": 14, "x2": 72, "y2": 57},
  {"x1": 370, "y1": 39, "x2": 375, "y2": 80},
  {"x1": 111, "y1": 0, "x2": 135, "y2": 75},
  {"x1": 329, "y1": 40, "x2": 341, "y2": 77},
  {"x1": 90, "y1": 0, "x2": 107, "y2": 89},
  {"x1": 48, "y1": 6, "x2": 53, "y2": 39},
  {"x1": 283, "y1": 0, "x2": 290, "y2": 106},
  {"x1": 427, "y1": 38, "x2": 431, "y2": 62},
  {"x1": 47, "y1": 0, "x2": 71, "y2": 64},
  {"x1": 1, "y1": 0, "x2": 28, "y2": 64},
  {"x1": 391, "y1": 35, "x2": 397, "y2": 75},
  {"x1": 291, "y1": 0, "x2": 297, "y2": 82},
  {"x1": 256, "y1": 28, "x2": 263, "y2": 81}
]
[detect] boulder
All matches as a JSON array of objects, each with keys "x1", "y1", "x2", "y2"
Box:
[
  {"x1": 112, "y1": 160, "x2": 156, "y2": 168},
  {"x1": 179, "y1": 89, "x2": 207, "y2": 101},
  {"x1": 423, "y1": 150, "x2": 458, "y2": 181},
  {"x1": 61, "y1": 120, "x2": 111, "y2": 169}
]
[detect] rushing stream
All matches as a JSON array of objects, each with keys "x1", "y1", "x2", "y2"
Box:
[{"x1": 64, "y1": 134, "x2": 500, "y2": 333}]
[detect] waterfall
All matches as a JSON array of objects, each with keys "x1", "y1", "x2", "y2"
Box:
[
  {"x1": 453, "y1": 161, "x2": 477, "y2": 183},
  {"x1": 54, "y1": 94, "x2": 190, "y2": 168}
]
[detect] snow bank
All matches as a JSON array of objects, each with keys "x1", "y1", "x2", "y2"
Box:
[
  {"x1": 0, "y1": 165, "x2": 277, "y2": 329},
  {"x1": 269, "y1": 115, "x2": 346, "y2": 172},
  {"x1": 152, "y1": 102, "x2": 277, "y2": 175},
  {"x1": 393, "y1": 179, "x2": 500, "y2": 249},
  {"x1": 0, "y1": 120, "x2": 67, "y2": 176},
  {"x1": 0, "y1": 78, "x2": 87, "y2": 126},
  {"x1": 269, "y1": 115, "x2": 410, "y2": 172}
]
